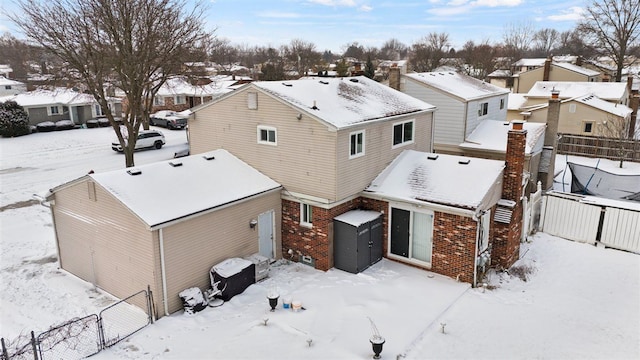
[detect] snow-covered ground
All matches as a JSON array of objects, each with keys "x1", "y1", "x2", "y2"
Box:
[{"x1": 1, "y1": 128, "x2": 639, "y2": 359}]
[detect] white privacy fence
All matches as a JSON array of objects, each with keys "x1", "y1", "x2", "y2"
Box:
[{"x1": 540, "y1": 191, "x2": 640, "y2": 254}]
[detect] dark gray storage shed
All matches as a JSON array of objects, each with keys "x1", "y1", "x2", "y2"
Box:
[{"x1": 333, "y1": 210, "x2": 383, "y2": 274}]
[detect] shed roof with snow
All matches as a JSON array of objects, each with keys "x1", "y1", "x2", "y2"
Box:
[
  {"x1": 460, "y1": 120, "x2": 546, "y2": 155},
  {"x1": 52, "y1": 149, "x2": 281, "y2": 229},
  {"x1": 365, "y1": 150, "x2": 504, "y2": 211},
  {"x1": 404, "y1": 71, "x2": 509, "y2": 101},
  {"x1": 526, "y1": 81, "x2": 628, "y2": 102}
]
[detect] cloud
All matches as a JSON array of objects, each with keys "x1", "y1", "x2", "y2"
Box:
[
  {"x1": 547, "y1": 6, "x2": 584, "y2": 21},
  {"x1": 258, "y1": 11, "x2": 302, "y2": 19},
  {"x1": 359, "y1": 5, "x2": 373, "y2": 12},
  {"x1": 470, "y1": 0, "x2": 522, "y2": 6},
  {"x1": 428, "y1": 6, "x2": 470, "y2": 16},
  {"x1": 428, "y1": 0, "x2": 522, "y2": 16},
  {"x1": 308, "y1": 0, "x2": 357, "y2": 6}
]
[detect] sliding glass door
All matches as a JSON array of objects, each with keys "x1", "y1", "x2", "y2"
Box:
[{"x1": 390, "y1": 207, "x2": 434, "y2": 265}]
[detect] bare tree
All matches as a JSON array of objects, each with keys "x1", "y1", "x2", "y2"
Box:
[
  {"x1": 409, "y1": 32, "x2": 450, "y2": 72},
  {"x1": 210, "y1": 38, "x2": 239, "y2": 74},
  {"x1": 578, "y1": 0, "x2": 640, "y2": 82},
  {"x1": 380, "y1": 38, "x2": 408, "y2": 60},
  {"x1": 599, "y1": 114, "x2": 639, "y2": 168},
  {"x1": 532, "y1": 28, "x2": 560, "y2": 56},
  {"x1": 557, "y1": 30, "x2": 596, "y2": 58},
  {"x1": 12, "y1": 0, "x2": 212, "y2": 167},
  {"x1": 460, "y1": 40, "x2": 497, "y2": 79},
  {"x1": 342, "y1": 42, "x2": 365, "y2": 60},
  {"x1": 286, "y1": 39, "x2": 321, "y2": 77},
  {"x1": 502, "y1": 21, "x2": 535, "y2": 61}
]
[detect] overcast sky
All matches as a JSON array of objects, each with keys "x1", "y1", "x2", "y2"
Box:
[{"x1": 1, "y1": 0, "x2": 586, "y2": 54}]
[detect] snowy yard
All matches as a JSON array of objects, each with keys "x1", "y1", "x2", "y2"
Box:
[{"x1": 1, "y1": 128, "x2": 639, "y2": 359}]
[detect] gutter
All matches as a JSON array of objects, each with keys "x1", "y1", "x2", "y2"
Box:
[{"x1": 159, "y1": 228, "x2": 170, "y2": 317}]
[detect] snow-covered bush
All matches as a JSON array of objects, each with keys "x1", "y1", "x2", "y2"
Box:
[{"x1": 0, "y1": 101, "x2": 31, "y2": 137}]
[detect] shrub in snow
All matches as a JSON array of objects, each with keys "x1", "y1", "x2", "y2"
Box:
[
  {"x1": 55, "y1": 120, "x2": 75, "y2": 130},
  {"x1": 36, "y1": 121, "x2": 57, "y2": 132},
  {"x1": 0, "y1": 101, "x2": 30, "y2": 137}
]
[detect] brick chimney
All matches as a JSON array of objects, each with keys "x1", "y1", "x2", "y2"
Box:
[
  {"x1": 543, "y1": 57, "x2": 552, "y2": 81},
  {"x1": 538, "y1": 90, "x2": 560, "y2": 190},
  {"x1": 389, "y1": 67, "x2": 401, "y2": 91},
  {"x1": 629, "y1": 89, "x2": 639, "y2": 139},
  {"x1": 492, "y1": 121, "x2": 527, "y2": 269}
]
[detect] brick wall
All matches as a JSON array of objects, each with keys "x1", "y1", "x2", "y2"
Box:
[
  {"x1": 432, "y1": 212, "x2": 477, "y2": 283},
  {"x1": 281, "y1": 197, "x2": 388, "y2": 271}
]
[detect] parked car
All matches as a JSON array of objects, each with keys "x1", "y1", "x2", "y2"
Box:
[
  {"x1": 36, "y1": 121, "x2": 56, "y2": 132},
  {"x1": 111, "y1": 129, "x2": 166, "y2": 152},
  {"x1": 150, "y1": 110, "x2": 188, "y2": 130},
  {"x1": 55, "y1": 120, "x2": 75, "y2": 131}
]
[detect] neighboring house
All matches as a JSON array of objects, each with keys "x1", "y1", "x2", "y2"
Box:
[
  {"x1": 459, "y1": 119, "x2": 546, "y2": 193},
  {"x1": 507, "y1": 93, "x2": 529, "y2": 120},
  {"x1": 0, "y1": 88, "x2": 122, "y2": 126},
  {"x1": 487, "y1": 69, "x2": 513, "y2": 89},
  {"x1": 523, "y1": 81, "x2": 630, "y2": 107},
  {"x1": 390, "y1": 70, "x2": 510, "y2": 155},
  {"x1": 513, "y1": 59, "x2": 601, "y2": 94},
  {"x1": 0, "y1": 64, "x2": 12, "y2": 78},
  {"x1": 46, "y1": 149, "x2": 282, "y2": 317},
  {"x1": 363, "y1": 122, "x2": 528, "y2": 285},
  {"x1": 151, "y1": 77, "x2": 234, "y2": 113},
  {"x1": 188, "y1": 76, "x2": 437, "y2": 272},
  {"x1": 522, "y1": 93, "x2": 632, "y2": 137},
  {"x1": 0, "y1": 76, "x2": 27, "y2": 96},
  {"x1": 511, "y1": 56, "x2": 577, "y2": 74}
]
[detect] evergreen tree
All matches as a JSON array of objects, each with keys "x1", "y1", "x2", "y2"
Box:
[
  {"x1": 336, "y1": 59, "x2": 349, "y2": 77},
  {"x1": 364, "y1": 55, "x2": 375, "y2": 79},
  {"x1": 0, "y1": 101, "x2": 30, "y2": 137}
]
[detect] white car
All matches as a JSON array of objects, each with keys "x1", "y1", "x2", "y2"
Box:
[
  {"x1": 150, "y1": 110, "x2": 188, "y2": 130},
  {"x1": 111, "y1": 129, "x2": 166, "y2": 152}
]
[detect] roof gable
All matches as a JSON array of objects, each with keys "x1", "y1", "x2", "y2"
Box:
[
  {"x1": 86, "y1": 149, "x2": 280, "y2": 228},
  {"x1": 552, "y1": 62, "x2": 600, "y2": 77},
  {"x1": 0, "y1": 88, "x2": 114, "y2": 107},
  {"x1": 366, "y1": 150, "x2": 504, "y2": 210},
  {"x1": 405, "y1": 71, "x2": 509, "y2": 101}
]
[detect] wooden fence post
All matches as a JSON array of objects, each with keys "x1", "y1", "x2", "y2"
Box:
[
  {"x1": 1, "y1": 337, "x2": 9, "y2": 360},
  {"x1": 30, "y1": 331, "x2": 38, "y2": 360}
]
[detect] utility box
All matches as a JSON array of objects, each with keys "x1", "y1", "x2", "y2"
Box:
[
  {"x1": 244, "y1": 253, "x2": 269, "y2": 282},
  {"x1": 333, "y1": 210, "x2": 383, "y2": 274}
]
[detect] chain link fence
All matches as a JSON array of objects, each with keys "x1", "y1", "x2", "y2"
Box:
[{"x1": 1, "y1": 289, "x2": 153, "y2": 360}]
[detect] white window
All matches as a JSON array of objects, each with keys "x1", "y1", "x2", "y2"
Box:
[
  {"x1": 175, "y1": 95, "x2": 186, "y2": 105},
  {"x1": 49, "y1": 106, "x2": 60, "y2": 115},
  {"x1": 248, "y1": 92, "x2": 258, "y2": 110},
  {"x1": 257, "y1": 125, "x2": 277, "y2": 145},
  {"x1": 583, "y1": 121, "x2": 594, "y2": 133},
  {"x1": 478, "y1": 210, "x2": 491, "y2": 253},
  {"x1": 569, "y1": 104, "x2": 576, "y2": 113},
  {"x1": 349, "y1": 130, "x2": 365, "y2": 158},
  {"x1": 5, "y1": 85, "x2": 11, "y2": 90},
  {"x1": 478, "y1": 102, "x2": 488, "y2": 116},
  {"x1": 94, "y1": 104, "x2": 105, "y2": 117},
  {"x1": 154, "y1": 96, "x2": 163, "y2": 106},
  {"x1": 392, "y1": 120, "x2": 414, "y2": 147},
  {"x1": 300, "y1": 203, "x2": 312, "y2": 227},
  {"x1": 500, "y1": 99, "x2": 505, "y2": 110}
]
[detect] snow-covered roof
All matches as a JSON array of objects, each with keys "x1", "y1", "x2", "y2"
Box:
[
  {"x1": 365, "y1": 150, "x2": 504, "y2": 210},
  {"x1": 552, "y1": 62, "x2": 600, "y2": 77},
  {"x1": 514, "y1": 58, "x2": 546, "y2": 67},
  {"x1": 525, "y1": 94, "x2": 632, "y2": 118},
  {"x1": 526, "y1": 81, "x2": 628, "y2": 101},
  {"x1": 404, "y1": 71, "x2": 509, "y2": 101},
  {"x1": 0, "y1": 88, "x2": 103, "y2": 107},
  {"x1": 0, "y1": 76, "x2": 24, "y2": 86},
  {"x1": 157, "y1": 77, "x2": 234, "y2": 98},
  {"x1": 508, "y1": 93, "x2": 528, "y2": 110},
  {"x1": 487, "y1": 69, "x2": 512, "y2": 78},
  {"x1": 334, "y1": 209, "x2": 381, "y2": 226},
  {"x1": 87, "y1": 149, "x2": 281, "y2": 228},
  {"x1": 250, "y1": 76, "x2": 435, "y2": 129},
  {"x1": 460, "y1": 120, "x2": 546, "y2": 155}
]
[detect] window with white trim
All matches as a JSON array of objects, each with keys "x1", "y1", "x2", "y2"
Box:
[
  {"x1": 175, "y1": 95, "x2": 186, "y2": 105},
  {"x1": 154, "y1": 96, "x2": 163, "y2": 106},
  {"x1": 583, "y1": 121, "x2": 594, "y2": 133},
  {"x1": 478, "y1": 102, "x2": 488, "y2": 116},
  {"x1": 349, "y1": 130, "x2": 365, "y2": 158},
  {"x1": 569, "y1": 103, "x2": 576, "y2": 113},
  {"x1": 300, "y1": 203, "x2": 312, "y2": 227},
  {"x1": 257, "y1": 125, "x2": 277, "y2": 145},
  {"x1": 500, "y1": 99, "x2": 505, "y2": 110},
  {"x1": 49, "y1": 106, "x2": 60, "y2": 115},
  {"x1": 392, "y1": 120, "x2": 414, "y2": 147},
  {"x1": 5, "y1": 85, "x2": 11, "y2": 90},
  {"x1": 94, "y1": 104, "x2": 105, "y2": 117}
]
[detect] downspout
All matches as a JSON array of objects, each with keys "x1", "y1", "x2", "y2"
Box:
[
  {"x1": 159, "y1": 228, "x2": 170, "y2": 317},
  {"x1": 472, "y1": 212, "x2": 481, "y2": 288}
]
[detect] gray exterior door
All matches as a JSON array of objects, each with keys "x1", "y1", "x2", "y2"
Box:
[
  {"x1": 258, "y1": 210, "x2": 274, "y2": 259},
  {"x1": 391, "y1": 208, "x2": 410, "y2": 257}
]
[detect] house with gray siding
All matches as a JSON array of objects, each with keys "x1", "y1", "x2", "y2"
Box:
[{"x1": 390, "y1": 70, "x2": 510, "y2": 155}]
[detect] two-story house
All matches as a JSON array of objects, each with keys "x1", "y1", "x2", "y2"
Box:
[
  {"x1": 188, "y1": 76, "x2": 436, "y2": 271},
  {"x1": 513, "y1": 59, "x2": 601, "y2": 94},
  {"x1": 389, "y1": 70, "x2": 509, "y2": 155}
]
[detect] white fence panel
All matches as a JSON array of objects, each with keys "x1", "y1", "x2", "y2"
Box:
[
  {"x1": 600, "y1": 207, "x2": 640, "y2": 254},
  {"x1": 541, "y1": 194, "x2": 600, "y2": 244}
]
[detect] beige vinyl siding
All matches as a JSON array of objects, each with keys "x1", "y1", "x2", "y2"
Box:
[
  {"x1": 335, "y1": 112, "x2": 433, "y2": 200},
  {"x1": 53, "y1": 180, "x2": 157, "y2": 302},
  {"x1": 403, "y1": 78, "x2": 465, "y2": 147},
  {"x1": 190, "y1": 86, "x2": 338, "y2": 202},
  {"x1": 527, "y1": 101, "x2": 625, "y2": 136},
  {"x1": 515, "y1": 66, "x2": 595, "y2": 94},
  {"x1": 160, "y1": 190, "x2": 282, "y2": 314}
]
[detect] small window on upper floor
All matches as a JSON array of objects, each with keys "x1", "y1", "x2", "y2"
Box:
[
  {"x1": 349, "y1": 130, "x2": 365, "y2": 159},
  {"x1": 583, "y1": 121, "x2": 594, "y2": 133},
  {"x1": 257, "y1": 125, "x2": 277, "y2": 145},
  {"x1": 478, "y1": 102, "x2": 488, "y2": 116},
  {"x1": 5, "y1": 85, "x2": 11, "y2": 90},
  {"x1": 392, "y1": 120, "x2": 414, "y2": 148},
  {"x1": 500, "y1": 99, "x2": 505, "y2": 110},
  {"x1": 248, "y1": 92, "x2": 258, "y2": 110},
  {"x1": 569, "y1": 104, "x2": 576, "y2": 113}
]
